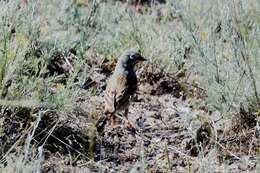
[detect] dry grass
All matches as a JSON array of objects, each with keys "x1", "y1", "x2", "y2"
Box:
[{"x1": 0, "y1": 0, "x2": 259, "y2": 172}]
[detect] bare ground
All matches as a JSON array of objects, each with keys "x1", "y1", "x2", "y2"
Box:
[
  {"x1": 44, "y1": 64, "x2": 259, "y2": 172},
  {"x1": 1, "y1": 56, "x2": 259, "y2": 173}
]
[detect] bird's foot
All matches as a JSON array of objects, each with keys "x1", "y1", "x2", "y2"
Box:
[
  {"x1": 126, "y1": 122, "x2": 136, "y2": 134},
  {"x1": 127, "y1": 122, "x2": 134, "y2": 128}
]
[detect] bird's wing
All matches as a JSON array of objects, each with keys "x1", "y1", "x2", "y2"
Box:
[
  {"x1": 104, "y1": 74, "x2": 129, "y2": 114},
  {"x1": 114, "y1": 74, "x2": 130, "y2": 108},
  {"x1": 104, "y1": 78, "x2": 116, "y2": 114}
]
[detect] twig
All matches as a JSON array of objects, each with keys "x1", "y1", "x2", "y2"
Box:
[
  {"x1": 0, "y1": 124, "x2": 33, "y2": 163},
  {"x1": 64, "y1": 57, "x2": 74, "y2": 72},
  {"x1": 39, "y1": 128, "x2": 114, "y2": 172}
]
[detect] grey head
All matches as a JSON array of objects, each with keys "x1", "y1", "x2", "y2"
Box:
[{"x1": 115, "y1": 50, "x2": 146, "y2": 71}]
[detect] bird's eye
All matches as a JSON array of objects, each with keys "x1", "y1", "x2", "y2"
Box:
[{"x1": 129, "y1": 54, "x2": 135, "y2": 60}]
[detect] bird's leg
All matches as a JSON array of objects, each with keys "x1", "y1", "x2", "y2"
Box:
[
  {"x1": 124, "y1": 108, "x2": 134, "y2": 129},
  {"x1": 124, "y1": 107, "x2": 129, "y2": 119},
  {"x1": 110, "y1": 114, "x2": 117, "y2": 128},
  {"x1": 110, "y1": 114, "x2": 121, "y2": 129}
]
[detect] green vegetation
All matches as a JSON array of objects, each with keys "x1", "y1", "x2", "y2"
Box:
[{"x1": 0, "y1": 0, "x2": 259, "y2": 172}]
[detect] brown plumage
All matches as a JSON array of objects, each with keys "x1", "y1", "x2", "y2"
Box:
[{"x1": 104, "y1": 50, "x2": 146, "y2": 129}]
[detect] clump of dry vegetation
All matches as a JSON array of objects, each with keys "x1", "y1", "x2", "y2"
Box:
[{"x1": 0, "y1": 0, "x2": 260, "y2": 172}]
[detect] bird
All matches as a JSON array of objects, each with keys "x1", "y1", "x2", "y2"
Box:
[{"x1": 104, "y1": 50, "x2": 146, "y2": 129}]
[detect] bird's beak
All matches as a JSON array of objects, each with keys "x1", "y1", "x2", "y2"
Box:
[{"x1": 139, "y1": 56, "x2": 147, "y2": 61}]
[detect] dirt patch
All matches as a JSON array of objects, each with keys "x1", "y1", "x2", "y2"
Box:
[
  {"x1": 1, "y1": 52, "x2": 259, "y2": 172},
  {"x1": 136, "y1": 63, "x2": 186, "y2": 99},
  {"x1": 0, "y1": 107, "x2": 32, "y2": 155}
]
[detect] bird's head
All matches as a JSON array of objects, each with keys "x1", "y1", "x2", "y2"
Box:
[{"x1": 117, "y1": 50, "x2": 146, "y2": 69}]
